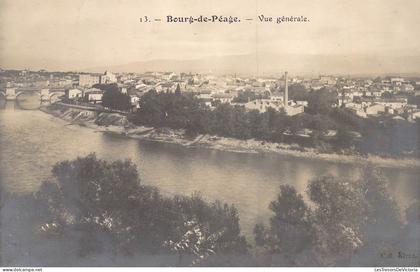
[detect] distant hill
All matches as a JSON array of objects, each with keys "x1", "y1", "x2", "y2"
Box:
[{"x1": 83, "y1": 53, "x2": 420, "y2": 77}]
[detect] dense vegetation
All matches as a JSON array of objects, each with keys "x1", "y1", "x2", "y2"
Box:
[
  {"x1": 1, "y1": 155, "x2": 418, "y2": 266},
  {"x1": 93, "y1": 83, "x2": 131, "y2": 111},
  {"x1": 253, "y1": 168, "x2": 417, "y2": 266},
  {"x1": 30, "y1": 154, "x2": 248, "y2": 265},
  {"x1": 131, "y1": 89, "x2": 340, "y2": 141},
  {"x1": 130, "y1": 89, "x2": 420, "y2": 157}
]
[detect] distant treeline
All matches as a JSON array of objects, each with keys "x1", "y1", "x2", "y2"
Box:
[
  {"x1": 86, "y1": 84, "x2": 419, "y2": 157},
  {"x1": 129, "y1": 89, "x2": 420, "y2": 157}
]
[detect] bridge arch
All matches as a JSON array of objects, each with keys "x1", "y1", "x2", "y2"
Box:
[
  {"x1": 15, "y1": 90, "x2": 41, "y2": 98},
  {"x1": 49, "y1": 91, "x2": 65, "y2": 98}
]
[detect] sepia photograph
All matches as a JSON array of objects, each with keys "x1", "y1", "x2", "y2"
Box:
[{"x1": 0, "y1": 0, "x2": 419, "y2": 270}]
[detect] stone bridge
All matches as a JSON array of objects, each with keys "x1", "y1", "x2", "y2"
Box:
[{"x1": 0, "y1": 87, "x2": 65, "y2": 101}]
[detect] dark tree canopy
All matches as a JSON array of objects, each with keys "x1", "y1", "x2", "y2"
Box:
[
  {"x1": 34, "y1": 154, "x2": 248, "y2": 262},
  {"x1": 254, "y1": 168, "x2": 406, "y2": 266},
  {"x1": 254, "y1": 185, "x2": 316, "y2": 265},
  {"x1": 288, "y1": 84, "x2": 310, "y2": 101},
  {"x1": 306, "y1": 88, "x2": 338, "y2": 115},
  {"x1": 93, "y1": 83, "x2": 131, "y2": 111},
  {"x1": 130, "y1": 90, "x2": 420, "y2": 157}
]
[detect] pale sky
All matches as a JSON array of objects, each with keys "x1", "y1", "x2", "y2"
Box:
[{"x1": 1, "y1": 0, "x2": 420, "y2": 71}]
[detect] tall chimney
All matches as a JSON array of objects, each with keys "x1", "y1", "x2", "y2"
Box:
[{"x1": 284, "y1": 71, "x2": 288, "y2": 107}]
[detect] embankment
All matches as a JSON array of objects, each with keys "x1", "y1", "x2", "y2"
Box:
[{"x1": 40, "y1": 103, "x2": 420, "y2": 169}]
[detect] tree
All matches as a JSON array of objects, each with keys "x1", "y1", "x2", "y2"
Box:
[
  {"x1": 254, "y1": 185, "x2": 316, "y2": 265},
  {"x1": 134, "y1": 90, "x2": 200, "y2": 129},
  {"x1": 175, "y1": 83, "x2": 181, "y2": 94},
  {"x1": 359, "y1": 168, "x2": 402, "y2": 237},
  {"x1": 335, "y1": 128, "x2": 353, "y2": 149},
  {"x1": 94, "y1": 83, "x2": 131, "y2": 111},
  {"x1": 256, "y1": 168, "x2": 404, "y2": 266},
  {"x1": 308, "y1": 175, "x2": 366, "y2": 265},
  {"x1": 350, "y1": 168, "x2": 405, "y2": 266},
  {"x1": 288, "y1": 84, "x2": 309, "y2": 101},
  {"x1": 306, "y1": 88, "x2": 337, "y2": 115},
  {"x1": 34, "y1": 154, "x2": 248, "y2": 262}
]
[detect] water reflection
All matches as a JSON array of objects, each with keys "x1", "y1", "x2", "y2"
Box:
[
  {"x1": 0, "y1": 97, "x2": 6, "y2": 109},
  {"x1": 17, "y1": 93, "x2": 42, "y2": 110}
]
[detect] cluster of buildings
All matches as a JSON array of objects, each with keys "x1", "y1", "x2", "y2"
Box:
[
  {"x1": 78, "y1": 71, "x2": 117, "y2": 87},
  {"x1": 65, "y1": 88, "x2": 103, "y2": 104},
  {"x1": 65, "y1": 71, "x2": 119, "y2": 104},
  {"x1": 63, "y1": 70, "x2": 305, "y2": 115},
  {"x1": 115, "y1": 70, "x2": 305, "y2": 115},
  {"x1": 335, "y1": 77, "x2": 420, "y2": 120},
  {"x1": 232, "y1": 72, "x2": 305, "y2": 116},
  {"x1": 0, "y1": 70, "x2": 120, "y2": 105},
  {"x1": 1, "y1": 68, "x2": 419, "y2": 120}
]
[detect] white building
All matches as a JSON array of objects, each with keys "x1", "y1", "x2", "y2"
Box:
[
  {"x1": 319, "y1": 75, "x2": 336, "y2": 85},
  {"x1": 212, "y1": 93, "x2": 235, "y2": 104},
  {"x1": 377, "y1": 98, "x2": 407, "y2": 110},
  {"x1": 242, "y1": 72, "x2": 305, "y2": 116},
  {"x1": 100, "y1": 71, "x2": 117, "y2": 84},
  {"x1": 284, "y1": 104, "x2": 305, "y2": 116},
  {"x1": 391, "y1": 77, "x2": 404, "y2": 86},
  {"x1": 244, "y1": 99, "x2": 283, "y2": 112},
  {"x1": 196, "y1": 93, "x2": 212, "y2": 100},
  {"x1": 65, "y1": 88, "x2": 83, "y2": 99},
  {"x1": 295, "y1": 100, "x2": 308, "y2": 107},
  {"x1": 84, "y1": 88, "x2": 103, "y2": 103},
  {"x1": 270, "y1": 93, "x2": 284, "y2": 102},
  {"x1": 401, "y1": 84, "x2": 415, "y2": 92},
  {"x1": 365, "y1": 104, "x2": 386, "y2": 115},
  {"x1": 79, "y1": 74, "x2": 100, "y2": 87},
  {"x1": 348, "y1": 108, "x2": 367, "y2": 118}
]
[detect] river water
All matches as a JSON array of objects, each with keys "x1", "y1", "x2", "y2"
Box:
[{"x1": 0, "y1": 97, "x2": 419, "y2": 238}]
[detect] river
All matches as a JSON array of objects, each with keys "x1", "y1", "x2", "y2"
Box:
[{"x1": 0, "y1": 96, "x2": 419, "y2": 238}]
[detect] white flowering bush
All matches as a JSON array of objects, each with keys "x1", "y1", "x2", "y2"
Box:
[{"x1": 163, "y1": 219, "x2": 225, "y2": 266}]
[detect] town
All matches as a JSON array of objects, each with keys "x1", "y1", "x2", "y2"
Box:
[
  {"x1": 3, "y1": 0, "x2": 420, "y2": 268},
  {"x1": 1, "y1": 68, "x2": 419, "y2": 268},
  {"x1": 1, "y1": 68, "x2": 420, "y2": 158},
  {"x1": 1, "y1": 68, "x2": 420, "y2": 120}
]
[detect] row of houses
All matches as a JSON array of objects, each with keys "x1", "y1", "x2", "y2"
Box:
[
  {"x1": 195, "y1": 72, "x2": 306, "y2": 116},
  {"x1": 239, "y1": 99, "x2": 306, "y2": 115},
  {"x1": 338, "y1": 84, "x2": 416, "y2": 104},
  {"x1": 344, "y1": 97, "x2": 420, "y2": 120},
  {"x1": 66, "y1": 86, "x2": 142, "y2": 109},
  {"x1": 78, "y1": 71, "x2": 117, "y2": 87},
  {"x1": 69, "y1": 71, "x2": 420, "y2": 120},
  {"x1": 65, "y1": 88, "x2": 103, "y2": 103}
]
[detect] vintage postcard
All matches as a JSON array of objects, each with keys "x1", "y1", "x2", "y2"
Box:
[{"x1": 0, "y1": 0, "x2": 419, "y2": 269}]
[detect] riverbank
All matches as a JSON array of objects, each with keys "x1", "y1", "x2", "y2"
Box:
[{"x1": 40, "y1": 103, "x2": 420, "y2": 169}]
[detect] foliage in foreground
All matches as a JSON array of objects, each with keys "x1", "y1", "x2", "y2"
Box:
[
  {"x1": 253, "y1": 167, "x2": 418, "y2": 266},
  {"x1": 6, "y1": 154, "x2": 417, "y2": 266},
  {"x1": 32, "y1": 154, "x2": 248, "y2": 265}
]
